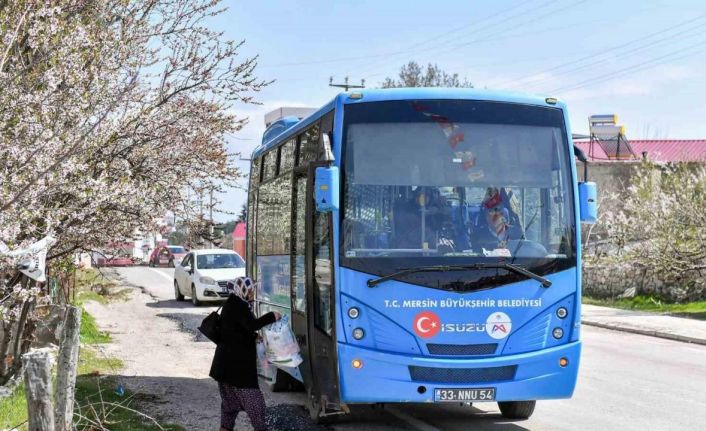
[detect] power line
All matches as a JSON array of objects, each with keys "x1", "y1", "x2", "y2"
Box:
[
  {"x1": 549, "y1": 38, "x2": 706, "y2": 93},
  {"x1": 350, "y1": 0, "x2": 562, "y2": 79},
  {"x1": 274, "y1": 15, "x2": 611, "y2": 85},
  {"x1": 258, "y1": 0, "x2": 540, "y2": 70},
  {"x1": 494, "y1": 13, "x2": 706, "y2": 89},
  {"x1": 351, "y1": 0, "x2": 590, "y2": 85},
  {"x1": 515, "y1": 21, "x2": 706, "y2": 91}
]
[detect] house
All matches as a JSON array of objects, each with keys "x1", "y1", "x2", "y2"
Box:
[
  {"x1": 232, "y1": 222, "x2": 246, "y2": 258},
  {"x1": 575, "y1": 139, "x2": 706, "y2": 163}
]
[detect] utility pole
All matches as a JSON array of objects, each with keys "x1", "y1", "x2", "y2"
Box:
[
  {"x1": 208, "y1": 186, "x2": 214, "y2": 248},
  {"x1": 329, "y1": 76, "x2": 365, "y2": 91}
]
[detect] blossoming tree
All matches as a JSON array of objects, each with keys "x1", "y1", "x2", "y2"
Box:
[{"x1": 0, "y1": 0, "x2": 267, "y2": 383}]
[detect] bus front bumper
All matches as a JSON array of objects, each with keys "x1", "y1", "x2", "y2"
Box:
[{"x1": 337, "y1": 341, "x2": 581, "y2": 403}]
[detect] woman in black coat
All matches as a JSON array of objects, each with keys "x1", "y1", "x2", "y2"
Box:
[{"x1": 210, "y1": 277, "x2": 280, "y2": 431}]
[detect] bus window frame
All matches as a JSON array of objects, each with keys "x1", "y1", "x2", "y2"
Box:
[{"x1": 290, "y1": 166, "x2": 308, "y2": 316}]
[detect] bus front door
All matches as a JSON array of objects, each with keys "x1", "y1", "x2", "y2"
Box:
[
  {"x1": 304, "y1": 161, "x2": 341, "y2": 420},
  {"x1": 290, "y1": 170, "x2": 312, "y2": 387}
]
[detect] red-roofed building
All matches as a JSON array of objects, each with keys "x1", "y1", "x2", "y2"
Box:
[
  {"x1": 575, "y1": 140, "x2": 706, "y2": 163},
  {"x1": 232, "y1": 222, "x2": 246, "y2": 258}
]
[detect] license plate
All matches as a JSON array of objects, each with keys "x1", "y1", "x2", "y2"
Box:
[{"x1": 434, "y1": 388, "x2": 496, "y2": 402}]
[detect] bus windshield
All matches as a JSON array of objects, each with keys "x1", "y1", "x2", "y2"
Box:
[{"x1": 341, "y1": 100, "x2": 576, "y2": 290}]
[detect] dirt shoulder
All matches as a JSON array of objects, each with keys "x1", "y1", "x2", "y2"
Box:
[{"x1": 83, "y1": 268, "x2": 315, "y2": 431}]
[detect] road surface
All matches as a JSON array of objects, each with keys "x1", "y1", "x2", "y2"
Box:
[{"x1": 91, "y1": 266, "x2": 706, "y2": 431}]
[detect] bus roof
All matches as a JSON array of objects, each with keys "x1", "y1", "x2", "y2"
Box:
[{"x1": 252, "y1": 88, "x2": 564, "y2": 159}]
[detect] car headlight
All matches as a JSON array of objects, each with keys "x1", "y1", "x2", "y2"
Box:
[{"x1": 199, "y1": 276, "x2": 216, "y2": 285}]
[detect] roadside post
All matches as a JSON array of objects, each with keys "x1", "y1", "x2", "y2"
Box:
[
  {"x1": 23, "y1": 350, "x2": 55, "y2": 431},
  {"x1": 55, "y1": 305, "x2": 82, "y2": 431}
]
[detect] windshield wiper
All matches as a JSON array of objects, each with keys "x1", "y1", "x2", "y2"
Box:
[{"x1": 367, "y1": 263, "x2": 551, "y2": 288}]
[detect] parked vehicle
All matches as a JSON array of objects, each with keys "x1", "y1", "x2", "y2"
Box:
[
  {"x1": 95, "y1": 255, "x2": 134, "y2": 267},
  {"x1": 173, "y1": 249, "x2": 246, "y2": 305},
  {"x1": 149, "y1": 245, "x2": 187, "y2": 267}
]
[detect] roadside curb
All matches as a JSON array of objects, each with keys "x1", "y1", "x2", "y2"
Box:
[{"x1": 582, "y1": 319, "x2": 706, "y2": 346}]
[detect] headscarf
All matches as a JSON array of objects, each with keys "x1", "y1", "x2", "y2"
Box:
[
  {"x1": 226, "y1": 276, "x2": 256, "y2": 304},
  {"x1": 483, "y1": 187, "x2": 510, "y2": 246}
]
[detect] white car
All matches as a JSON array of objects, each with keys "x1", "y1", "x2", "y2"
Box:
[{"x1": 173, "y1": 249, "x2": 246, "y2": 305}]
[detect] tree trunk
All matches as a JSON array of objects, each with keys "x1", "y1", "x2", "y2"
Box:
[
  {"x1": 23, "y1": 350, "x2": 55, "y2": 431},
  {"x1": 9, "y1": 298, "x2": 35, "y2": 379},
  {"x1": 54, "y1": 306, "x2": 81, "y2": 431}
]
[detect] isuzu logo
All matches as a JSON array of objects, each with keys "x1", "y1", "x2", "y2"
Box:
[{"x1": 412, "y1": 311, "x2": 513, "y2": 339}]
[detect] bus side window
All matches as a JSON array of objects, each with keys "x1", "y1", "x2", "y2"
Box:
[
  {"x1": 298, "y1": 123, "x2": 320, "y2": 165},
  {"x1": 262, "y1": 150, "x2": 277, "y2": 181},
  {"x1": 319, "y1": 111, "x2": 334, "y2": 159},
  {"x1": 313, "y1": 212, "x2": 333, "y2": 335},
  {"x1": 247, "y1": 157, "x2": 261, "y2": 279},
  {"x1": 292, "y1": 176, "x2": 307, "y2": 314}
]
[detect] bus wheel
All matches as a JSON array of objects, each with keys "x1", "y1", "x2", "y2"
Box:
[
  {"x1": 268, "y1": 368, "x2": 296, "y2": 392},
  {"x1": 307, "y1": 391, "x2": 331, "y2": 423},
  {"x1": 498, "y1": 401, "x2": 536, "y2": 420},
  {"x1": 307, "y1": 391, "x2": 343, "y2": 424}
]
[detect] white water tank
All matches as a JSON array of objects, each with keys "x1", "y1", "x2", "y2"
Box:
[{"x1": 265, "y1": 107, "x2": 316, "y2": 127}]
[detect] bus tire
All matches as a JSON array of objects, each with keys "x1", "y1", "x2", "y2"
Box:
[
  {"x1": 498, "y1": 400, "x2": 536, "y2": 420},
  {"x1": 268, "y1": 368, "x2": 295, "y2": 392},
  {"x1": 307, "y1": 392, "x2": 328, "y2": 423}
]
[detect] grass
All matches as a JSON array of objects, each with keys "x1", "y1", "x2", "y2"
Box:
[
  {"x1": 79, "y1": 311, "x2": 112, "y2": 345},
  {"x1": 1, "y1": 269, "x2": 182, "y2": 431},
  {"x1": 583, "y1": 295, "x2": 706, "y2": 320},
  {"x1": 74, "y1": 268, "x2": 131, "y2": 306},
  {"x1": 0, "y1": 382, "x2": 27, "y2": 431},
  {"x1": 74, "y1": 376, "x2": 185, "y2": 431}
]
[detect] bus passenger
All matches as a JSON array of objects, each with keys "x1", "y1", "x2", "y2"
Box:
[{"x1": 210, "y1": 277, "x2": 281, "y2": 431}]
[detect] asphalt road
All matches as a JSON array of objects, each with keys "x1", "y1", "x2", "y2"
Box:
[{"x1": 112, "y1": 266, "x2": 706, "y2": 431}]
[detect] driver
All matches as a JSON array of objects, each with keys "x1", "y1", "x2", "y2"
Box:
[
  {"x1": 214, "y1": 254, "x2": 227, "y2": 268},
  {"x1": 393, "y1": 187, "x2": 456, "y2": 252}
]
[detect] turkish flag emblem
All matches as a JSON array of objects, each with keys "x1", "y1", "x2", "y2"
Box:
[{"x1": 413, "y1": 311, "x2": 442, "y2": 338}]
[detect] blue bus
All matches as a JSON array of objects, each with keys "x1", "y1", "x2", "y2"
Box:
[{"x1": 247, "y1": 88, "x2": 597, "y2": 421}]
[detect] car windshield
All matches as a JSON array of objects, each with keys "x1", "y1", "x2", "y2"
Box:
[
  {"x1": 196, "y1": 253, "x2": 245, "y2": 269},
  {"x1": 168, "y1": 246, "x2": 185, "y2": 253},
  {"x1": 341, "y1": 99, "x2": 576, "y2": 290}
]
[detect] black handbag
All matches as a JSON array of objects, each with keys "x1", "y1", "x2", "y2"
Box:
[{"x1": 198, "y1": 304, "x2": 223, "y2": 344}]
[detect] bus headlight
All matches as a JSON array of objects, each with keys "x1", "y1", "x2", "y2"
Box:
[
  {"x1": 348, "y1": 307, "x2": 360, "y2": 319},
  {"x1": 352, "y1": 328, "x2": 365, "y2": 340},
  {"x1": 556, "y1": 307, "x2": 568, "y2": 319},
  {"x1": 552, "y1": 327, "x2": 564, "y2": 339}
]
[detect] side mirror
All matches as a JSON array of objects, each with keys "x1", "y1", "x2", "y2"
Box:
[
  {"x1": 315, "y1": 166, "x2": 339, "y2": 212},
  {"x1": 184, "y1": 265, "x2": 192, "y2": 273},
  {"x1": 578, "y1": 182, "x2": 597, "y2": 224}
]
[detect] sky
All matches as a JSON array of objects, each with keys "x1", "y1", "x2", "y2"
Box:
[{"x1": 210, "y1": 0, "x2": 706, "y2": 220}]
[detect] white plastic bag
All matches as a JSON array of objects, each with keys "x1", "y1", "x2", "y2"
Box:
[
  {"x1": 256, "y1": 339, "x2": 275, "y2": 377},
  {"x1": 263, "y1": 315, "x2": 303, "y2": 367}
]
